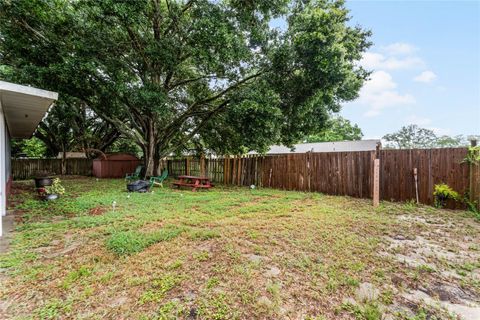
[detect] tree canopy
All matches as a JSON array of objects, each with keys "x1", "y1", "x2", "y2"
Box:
[
  {"x1": 383, "y1": 124, "x2": 474, "y2": 149},
  {"x1": 36, "y1": 98, "x2": 119, "y2": 156},
  {"x1": 305, "y1": 116, "x2": 363, "y2": 143},
  {"x1": 0, "y1": 0, "x2": 371, "y2": 176},
  {"x1": 11, "y1": 137, "x2": 46, "y2": 158}
]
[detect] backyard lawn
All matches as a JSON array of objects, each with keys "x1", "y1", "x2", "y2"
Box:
[{"x1": 1, "y1": 178, "x2": 479, "y2": 320}]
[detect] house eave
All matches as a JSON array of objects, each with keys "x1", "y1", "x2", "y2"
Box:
[{"x1": 0, "y1": 81, "x2": 58, "y2": 138}]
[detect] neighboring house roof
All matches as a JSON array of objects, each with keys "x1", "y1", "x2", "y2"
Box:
[
  {"x1": 249, "y1": 140, "x2": 381, "y2": 155},
  {"x1": 0, "y1": 81, "x2": 58, "y2": 138}
]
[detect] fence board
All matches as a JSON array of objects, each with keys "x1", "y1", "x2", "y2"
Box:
[
  {"x1": 380, "y1": 148, "x2": 469, "y2": 208},
  {"x1": 12, "y1": 148, "x2": 477, "y2": 210},
  {"x1": 12, "y1": 158, "x2": 93, "y2": 180}
]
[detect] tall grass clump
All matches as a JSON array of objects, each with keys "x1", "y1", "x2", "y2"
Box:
[{"x1": 106, "y1": 227, "x2": 183, "y2": 255}]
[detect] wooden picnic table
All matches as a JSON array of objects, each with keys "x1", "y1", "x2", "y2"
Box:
[{"x1": 173, "y1": 175, "x2": 213, "y2": 191}]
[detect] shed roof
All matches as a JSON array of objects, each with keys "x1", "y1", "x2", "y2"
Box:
[{"x1": 94, "y1": 153, "x2": 139, "y2": 161}]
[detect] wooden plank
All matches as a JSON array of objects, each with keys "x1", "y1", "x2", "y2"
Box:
[
  {"x1": 13, "y1": 149, "x2": 470, "y2": 209},
  {"x1": 373, "y1": 158, "x2": 380, "y2": 206},
  {"x1": 12, "y1": 158, "x2": 94, "y2": 180}
]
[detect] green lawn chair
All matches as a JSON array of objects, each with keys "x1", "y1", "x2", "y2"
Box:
[
  {"x1": 149, "y1": 169, "x2": 168, "y2": 188},
  {"x1": 125, "y1": 165, "x2": 144, "y2": 182}
]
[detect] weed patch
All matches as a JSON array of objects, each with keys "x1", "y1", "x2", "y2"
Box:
[
  {"x1": 106, "y1": 227, "x2": 183, "y2": 255},
  {"x1": 3, "y1": 178, "x2": 479, "y2": 319}
]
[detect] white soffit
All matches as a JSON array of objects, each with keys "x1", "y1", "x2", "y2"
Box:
[{"x1": 0, "y1": 81, "x2": 58, "y2": 138}]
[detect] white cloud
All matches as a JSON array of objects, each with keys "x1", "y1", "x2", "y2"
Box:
[
  {"x1": 353, "y1": 42, "x2": 427, "y2": 117},
  {"x1": 382, "y1": 42, "x2": 417, "y2": 55},
  {"x1": 360, "y1": 52, "x2": 424, "y2": 70},
  {"x1": 363, "y1": 70, "x2": 396, "y2": 92},
  {"x1": 414, "y1": 70, "x2": 437, "y2": 83},
  {"x1": 402, "y1": 116, "x2": 451, "y2": 135},
  {"x1": 358, "y1": 71, "x2": 415, "y2": 117},
  {"x1": 403, "y1": 117, "x2": 452, "y2": 135},
  {"x1": 406, "y1": 115, "x2": 432, "y2": 126}
]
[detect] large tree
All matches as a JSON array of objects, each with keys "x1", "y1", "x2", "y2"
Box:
[
  {"x1": 34, "y1": 97, "x2": 120, "y2": 173},
  {"x1": 383, "y1": 125, "x2": 437, "y2": 149},
  {"x1": 0, "y1": 0, "x2": 371, "y2": 176},
  {"x1": 305, "y1": 116, "x2": 363, "y2": 143},
  {"x1": 383, "y1": 125, "x2": 473, "y2": 149},
  {"x1": 36, "y1": 100, "x2": 117, "y2": 157}
]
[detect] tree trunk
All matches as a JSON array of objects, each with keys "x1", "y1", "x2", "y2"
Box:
[
  {"x1": 143, "y1": 119, "x2": 157, "y2": 178},
  {"x1": 153, "y1": 153, "x2": 161, "y2": 176},
  {"x1": 34, "y1": 131, "x2": 60, "y2": 158},
  {"x1": 144, "y1": 140, "x2": 156, "y2": 178},
  {"x1": 61, "y1": 145, "x2": 67, "y2": 175}
]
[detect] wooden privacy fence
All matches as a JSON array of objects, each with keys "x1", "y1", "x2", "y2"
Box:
[
  {"x1": 379, "y1": 148, "x2": 471, "y2": 208},
  {"x1": 12, "y1": 148, "x2": 479, "y2": 209},
  {"x1": 165, "y1": 152, "x2": 376, "y2": 198},
  {"x1": 164, "y1": 148, "x2": 478, "y2": 209},
  {"x1": 12, "y1": 159, "x2": 93, "y2": 180}
]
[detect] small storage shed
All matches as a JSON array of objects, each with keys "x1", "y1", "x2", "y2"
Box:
[{"x1": 92, "y1": 153, "x2": 141, "y2": 178}]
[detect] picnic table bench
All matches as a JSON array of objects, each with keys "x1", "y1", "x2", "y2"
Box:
[{"x1": 173, "y1": 175, "x2": 213, "y2": 192}]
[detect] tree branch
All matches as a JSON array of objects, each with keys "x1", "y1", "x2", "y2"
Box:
[
  {"x1": 158, "y1": 71, "x2": 262, "y2": 147},
  {"x1": 161, "y1": 99, "x2": 230, "y2": 157},
  {"x1": 167, "y1": 74, "x2": 219, "y2": 91}
]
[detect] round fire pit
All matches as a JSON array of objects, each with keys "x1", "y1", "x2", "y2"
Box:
[
  {"x1": 34, "y1": 177, "x2": 53, "y2": 188},
  {"x1": 127, "y1": 180, "x2": 149, "y2": 193}
]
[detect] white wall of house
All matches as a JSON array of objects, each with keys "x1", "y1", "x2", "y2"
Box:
[{"x1": 0, "y1": 81, "x2": 58, "y2": 237}]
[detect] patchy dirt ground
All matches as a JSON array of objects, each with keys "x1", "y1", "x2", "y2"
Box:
[
  {"x1": 0, "y1": 179, "x2": 479, "y2": 319},
  {"x1": 379, "y1": 210, "x2": 480, "y2": 319}
]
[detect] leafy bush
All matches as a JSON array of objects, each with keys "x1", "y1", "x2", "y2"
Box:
[
  {"x1": 462, "y1": 146, "x2": 480, "y2": 165},
  {"x1": 45, "y1": 178, "x2": 65, "y2": 195},
  {"x1": 463, "y1": 192, "x2": 480, "y2": 220},
  {"x1": 433, "y1": 183, "x2": 459, "y2": 208},
  {"x1": 106, "y1": 227, "x2": 183, "y2": 255}
]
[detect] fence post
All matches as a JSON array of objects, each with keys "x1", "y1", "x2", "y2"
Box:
[
  {"x1": 185, "y1": 157, "x2": 189, "y2": 176},
  {"x1": 200, "y1": 154, "x2": 205, "y2": 177},
  {"x1": 224, "y1": 157, "x2": 230, "y2": 185},
  {"x1": 373, "y1": 142, "x2": 381, "y2": 207},
  {"x1": 306, "y1": 151, "x2": 312, "y2": 192},
  {"x1": 469, "y1": 139, "x2": 480, "y2": 211},
  {"x1": 373, "y1": 158, "x2": 380, "y2": 207},
  {"x1": 237, "y1": 156, "x2": 242, "y2": 185}
]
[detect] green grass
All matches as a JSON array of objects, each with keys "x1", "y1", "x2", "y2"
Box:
[
  {"x1": 106, "y1": 227, "x2": 184, "y2": 255},
  {"x1": 1, "y1": 177, "x2": 478, "y2": 319},
  {"x1": 139, "y1": 274, "x2": 182, "y2": 305},
  {"x1": 341, "y1": 301, "x2": 382, "y2": 320}
]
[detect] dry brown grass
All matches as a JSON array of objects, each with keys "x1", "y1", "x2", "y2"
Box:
[{"x1": 0, "y1": 178, "x2": 478, "y2": 319}]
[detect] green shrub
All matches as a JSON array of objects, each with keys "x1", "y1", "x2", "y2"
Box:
[
  {"x1": 463, "y1": 191, "x2": 480, "y2": 220},
  {"x1": 433, "y1": 183, "x2": 459, "y2": 208},
  {"x1": 45, "y1": 178, "x2": 65, "y2": 195},
  {"x1": 106, "y1": 227, "x2": 183, "y2": 255},
  {"x1": 462, "y1": 146, "x2": 480, "y2": 165}
]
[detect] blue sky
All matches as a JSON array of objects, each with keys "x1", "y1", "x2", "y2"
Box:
[{"x1": 339, "y1": 0, "x2": 480, "y2": 139}]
